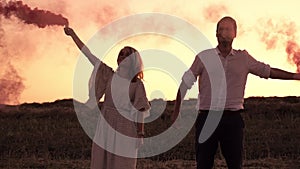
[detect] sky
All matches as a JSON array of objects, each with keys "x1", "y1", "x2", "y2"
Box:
[{"x1": 0, "y1": 0, "x2": 300, "y2": 105}]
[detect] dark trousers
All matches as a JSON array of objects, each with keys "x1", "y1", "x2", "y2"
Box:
[{"x1": 195, "y1": 110, "x2": 244, "y2": 169}]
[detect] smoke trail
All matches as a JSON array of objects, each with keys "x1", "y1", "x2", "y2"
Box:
[
  {"x1": 0, "y1": 0, "x2": 70, "y2": 104},
  {"x1": 258, "y1": 18, "x2": 300, "y2": 72},
  {"x1": 0, "y1": 9, "x2": 25, "y2": 104},
  {"x1": 286, "y1": 41, "x2": 300, "y2": 72},
  {"x1": 0, "y1": 62, "x2": 25, "y2": 105},
  {"x1": 203, "y1": 4, "x2": 228, "y2": 23},
  {"x1": 0, "y1": 0, "x2": 68, "y2": 28}
]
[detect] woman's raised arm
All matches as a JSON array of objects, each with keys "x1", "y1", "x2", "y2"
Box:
[{"x1": 64, "y1": 27, "x2": 99, "y2": 66}]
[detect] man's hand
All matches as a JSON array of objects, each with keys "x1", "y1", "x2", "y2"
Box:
[
  {"x1": 170, "y1": 110, "x2": 178, "y2": 124},
  {"x1": 294, "y1": 73, "x2": 300, "y2": 80},
  {"x1": 171, "y1": 110, "x2": 182, "y2": 129}
]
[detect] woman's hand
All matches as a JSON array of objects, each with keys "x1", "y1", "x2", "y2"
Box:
[
  {"x1": 136, "y1": 132, "x2": 144, "y2": 148},
  {"x1": 136, "y1": 137, "x2": 144, "y2": 149},
  {"x1": 64, "y1": 27, "x2": 75, "y2": 36}
]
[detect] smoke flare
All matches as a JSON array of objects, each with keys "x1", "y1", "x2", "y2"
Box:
[{"x1": 0, "y1": 0, "x2": 68, "y2": 28}]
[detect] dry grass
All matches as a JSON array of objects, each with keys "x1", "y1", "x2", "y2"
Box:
[
  {"x1": 1, "y1": 158, "x2": 299, "y2": 169},
  {"x1": 0, "y1": 97, "x2": 299, "y2": 168}
]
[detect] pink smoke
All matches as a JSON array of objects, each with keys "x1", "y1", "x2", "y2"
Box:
[
  {"x1": 0, "y1": 0, "x2": 68, "y2": 28},
  {"x1": 203, "y1": 4, "x2": 228, "y2": 23},
  {"x1": 286, "y1": 41, "x2": 300, "y2": 72},
  {"x1": 0, "y1": 63, "x2": 25, "y2": 105},
  {"x1": 258, "y1": 18, "x2": 300, "y2": 72}
]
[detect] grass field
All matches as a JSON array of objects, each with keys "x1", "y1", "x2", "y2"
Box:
[{"x1": 0, "y1": 97, "x2": 299, "y2": 168}]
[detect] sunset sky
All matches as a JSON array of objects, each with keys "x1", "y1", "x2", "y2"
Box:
[{"x1": 0, "y1": 0, "x2": 300, "y2": 105}]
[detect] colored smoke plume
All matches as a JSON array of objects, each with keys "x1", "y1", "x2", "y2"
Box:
[
  {"x1": 258, "y1": 18, "x2": 300, "y2": 72},
  {"x1": 0, "y1": 0, "x2": 68, "y2": 28},
  {"x1": 203, "y1": 4, "x2": 228, "y2": 23},
  {"x1": 0, "y1": 63, "x2": 25, "y2": 105},
  {"x1": 0, "y1": 0, "x2": 70, "y2": 104},
  {"x1": 286, "y1": 41, "x2": 300, "y2": 72}
]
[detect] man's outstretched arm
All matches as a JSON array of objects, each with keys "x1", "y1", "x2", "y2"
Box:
[{"x1": 270, "y1": 68, "x2": 300, "y2": 80}]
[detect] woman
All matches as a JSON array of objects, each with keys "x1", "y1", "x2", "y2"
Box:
[{"x1": 64, "y1": 27, "x2": 150, "y2": 169}]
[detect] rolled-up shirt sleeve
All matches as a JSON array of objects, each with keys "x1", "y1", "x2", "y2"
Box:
[
  {"x1": 182, "y1": 55, "x2": 203, "y2": 89},
  {"x1": 182, "y1": 70, "x2": 197, "y2": 89},
  {"x1": 246, "y1": 51, "x2": 271, "y2": 79}
]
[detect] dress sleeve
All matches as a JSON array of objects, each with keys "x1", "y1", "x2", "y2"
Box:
[
  {"x1": 133, "y1": 80, "x2": 151, "y2": 118},
  {"x1": 86, "y1": 61, "x2": 114, "y2": 109}
]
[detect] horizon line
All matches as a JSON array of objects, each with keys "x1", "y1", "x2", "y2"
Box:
[{"x1": 2, "y1": 96, "x2": 300, "y2": 106}]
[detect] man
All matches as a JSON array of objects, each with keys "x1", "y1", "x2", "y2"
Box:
[{"x1": 172, "y1": 16, "x2": 300, "y2": 169}]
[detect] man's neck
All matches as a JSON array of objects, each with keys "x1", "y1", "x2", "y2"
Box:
[{"x1": 217, "y1": 44, "x2": 232, "y2": 57}]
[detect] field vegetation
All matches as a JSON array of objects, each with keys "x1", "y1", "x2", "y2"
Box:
[{"x1": 0, "y1": 97, "x2": 299, "y2": 168}]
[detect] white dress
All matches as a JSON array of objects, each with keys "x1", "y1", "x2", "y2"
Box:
[{"x1": 88, "y1": 60, "x2": 150, "y2": 169}]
